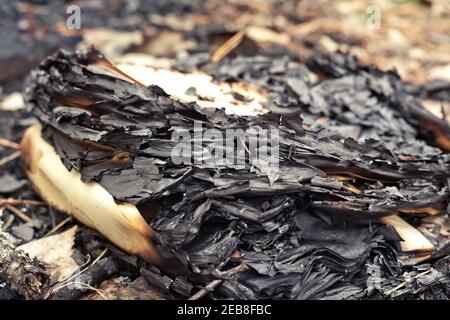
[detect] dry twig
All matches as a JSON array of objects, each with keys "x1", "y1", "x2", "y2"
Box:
[
  {"x1": 44, "y1": 216, "x2": 73, "y2": 237},
  {"x1": 211, "y1": 30, "x2": 246, "y2": 63},
  {"x1": 384, "y1": 269, "x2": 433, "y2": 296},
  {"x1": 0, "y1": 198, "x2": 46, "y2": 207},
  {"x1": 1, "y1": 214, "x2": 15, "y2": 231},
  {"x1": 189, "y1": 263, "x2": 249, "y2": 300},
  {"x1": 188, "y1": 279, "x2": 223, "y2": 300},
  {"x1": 0, "y1": 138, "x2": 20, "y2": 150},
  {"x1": 0, "y1": 150, "x2": 21, "y2": 167},
  {"x1": 5, "y1": 204, "x2": 33, "y2": 223}
]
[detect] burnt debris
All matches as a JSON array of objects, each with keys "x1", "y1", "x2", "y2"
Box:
[{"x1": 23, "y1": 48, "x2": 450, "y2": 300}]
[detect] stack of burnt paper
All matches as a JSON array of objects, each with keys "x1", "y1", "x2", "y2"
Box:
[{"x1": 22, "y1": 48, "x2": 449, "y2": 299}]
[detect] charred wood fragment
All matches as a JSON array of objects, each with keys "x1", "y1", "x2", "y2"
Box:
[
  {"x1": 50, "y1": 255, "x2": 121, "y2": 300},
  {"x1": 0, "y1": 231, "x2": 50, "y2": 299}
]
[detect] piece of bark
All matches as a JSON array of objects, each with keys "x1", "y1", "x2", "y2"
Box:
[{"x1": 0, "y1": 231, "x2": 50, "y2": 299}]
